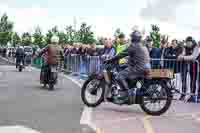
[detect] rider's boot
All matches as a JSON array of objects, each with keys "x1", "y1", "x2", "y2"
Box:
[
  {"x1": 117, "y1": 79, "x2": 129, "y2": 100},
  {"x1": 108, "y1": 79, "x2": 129, "y2": 104}
]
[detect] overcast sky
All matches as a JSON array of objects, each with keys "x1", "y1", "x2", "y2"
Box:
[{"x1": 0, "y1": 0, "x2": 200, "y2": 40}]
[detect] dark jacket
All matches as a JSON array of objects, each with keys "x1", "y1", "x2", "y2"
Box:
[
  {"x1": 87, "y1": 48, "x2": 99, "y2": 56},
  {"x1": 71, "y1": 48, "x2": 79, "y2": 54},
  {"x1": 16, "y1": 48, "x2": 25, "y2": 58},
  {"x1": 101, "y1": 47, "x2": 116, "y2": 57},
  {"x1": 78, "y1": 48, "x2": 88, "y2": 55},
  {"x1": 147, "y1": 47, "x2": 161, "y2": 68},
  {"x1": 164, "y1": 46, "x2": 184, "y2": 73},
  {"x1": 165, "y1": 46, "x2": 184, "y2": 59},
  {"x1": 112, "y1": 42, "x2": 150, "y2": 72}
]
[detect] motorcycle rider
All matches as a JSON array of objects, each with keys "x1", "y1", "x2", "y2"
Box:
[
  {"x1": 105, "y1": 30, "x2": 151, "y2": 101},
  {"x1": 15, "y1": 46, "x2": 25, "y2": 68},
  {"x1": 34, "y1": 35, "x2": 64, "y2": 84}
]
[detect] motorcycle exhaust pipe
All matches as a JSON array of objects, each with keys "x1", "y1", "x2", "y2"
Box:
[{"x1": 103, "y1": 70, "x2": 111, "y2": 84}]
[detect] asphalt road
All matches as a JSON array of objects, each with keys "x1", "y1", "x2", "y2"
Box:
[
  {"x1": 1, "y1": 56, "x2": 200, "y2": 133},
  {"x1": 0, "y1": 58, "x2": 86, "y2": 133}
]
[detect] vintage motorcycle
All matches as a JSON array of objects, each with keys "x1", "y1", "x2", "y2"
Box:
[
  {"x1": 81, "y1": 61, "x2": 174, "y2": 116},
  {"x1": 40, "y1": 65, "x2": 58, "y2": 90},
  {"x1": 16, "y1": 58, "x2": 24, "y2": 72}
]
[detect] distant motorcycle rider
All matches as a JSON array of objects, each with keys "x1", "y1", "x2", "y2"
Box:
[
  {"x1": 35, "y1": 35, "x2": 64, "y2": 83},
  {"x1": 105, "y1": 30, "x2": 151, "y2": 101},
  {"x1": 15, "y1": 46, "x2": 25, "y2": 68}
]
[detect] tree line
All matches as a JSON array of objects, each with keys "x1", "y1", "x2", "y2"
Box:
[
  {"x1": 0, "y1": 12, "x2": 164, "y2": 48},
  {"x1": 0, "y1": 13, "x2": 96, "y2": 48}
]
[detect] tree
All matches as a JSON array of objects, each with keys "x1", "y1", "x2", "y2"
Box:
[
  {"x1": 45, "y1": 30, "x2": 53, "y2": 44},
  {"x1": 150, "y1": 24, "x2": 161, "y2": 48},
  {"x1": 51, "y1": 26, "x2": 58, "y2": 34},
  {"x1": 58, "y1": 31, "x2": 68, "y2": 44},
  {"x1": 21, "y1": 32, "x2": 32, "y2": 46},
  {"x1": 77, "y1": 22, "x2": 95, "y2": 44},
  {"x1": 33, "y1": 26, "x2": 44, "y2": 48},
  {"x1": 65, "y1": 25, "x2": 75, "y2": 45},
  {"x1": 11, "y1": 32, "x2": 21, "y2": 47},
  {"x1": 0, "y1": 13, "x2": 14, "y2": 46},
  {"x1": 45, "y1": 26, "x2": 59, "y2": 45}
]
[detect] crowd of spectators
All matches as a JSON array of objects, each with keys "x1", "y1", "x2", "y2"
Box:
[
  {"x1": 61, "y1": 35, "x2": 200, "y2": 102},
  {"x1": 1, "y1": 34, "x2": 200, "y2": 102}
]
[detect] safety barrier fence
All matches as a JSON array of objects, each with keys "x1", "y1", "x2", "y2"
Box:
[
  {"x1": 151, "y1": 59, "x2": 200, "y2": 103},
  {"x1": 32, "y1": 55, "x2": 200, "y2": 102}
]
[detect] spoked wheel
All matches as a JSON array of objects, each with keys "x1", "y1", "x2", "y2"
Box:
[
  {"x1": 140, "y1": 81, "x2": 172, "y2": 116},
  {"x1": 81, "y1": 76, "x2": 105, "y2": 107}
]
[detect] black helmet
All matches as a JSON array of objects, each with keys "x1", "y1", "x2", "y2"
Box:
[{"x1": 130, "y1": 30, "x2": 142, "y2": 43}]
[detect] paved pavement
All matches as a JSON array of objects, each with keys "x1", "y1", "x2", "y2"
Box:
[{"x1": 91, "y1": 102, "x2": 200, "y2": 133}]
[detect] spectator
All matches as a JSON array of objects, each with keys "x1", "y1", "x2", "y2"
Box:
[
  {"x1": 77, "y1": 44, "x2": 88, "y2": 74},
  {"x1": 164, "y1": 39, "x2": 184, "y2": 73},
  {"x1": 78, "y1": 44, "x2": 88, "y2": 55},
  {"x1": 71, "y1": 43, "x2": 80, "y2": 54},
  {"x1": 86, "y1": 44, "x2": 101, "y2": 73},
  {"x1": 64, "y1": 44, "x2": 72, "y2": 56},
  {"x1": 159, "y1": 39, "x2": 168, "y2": 68},
  {"x1": 178, "y1": 36, "x2": 200, "y2": 102},
  {"x1": 101, "y1": 39, "x2": 116, "y2": 59},
  {"x1": 146, "y1": 37, "x2": 160, "y2": 68},
  {"x1": 88, "y1": 43, "x2": 99, "y2": 56},
  {"x1": 114, "y1": 33, "x2": 129, "y2": 64}
]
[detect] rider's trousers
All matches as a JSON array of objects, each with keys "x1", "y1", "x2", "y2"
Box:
[{"x1": 116, "y1": 67, "x2": 142, "y2": 90}]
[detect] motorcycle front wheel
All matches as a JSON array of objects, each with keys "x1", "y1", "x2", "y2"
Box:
[
  {"x1": 140, "y1": 80, "x2": 172, "y2": 116},
  {"x1": 81, "y1": 75, "x2": 105, "y2": 107}
]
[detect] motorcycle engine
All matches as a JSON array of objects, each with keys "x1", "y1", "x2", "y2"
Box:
[
  {"x1": 111, "y1": 84, "x2": 128, "y2": 105},
  {"x1": 128, "y1": 80, "x2": 143, "y2": 105},
  {"x1": 110, "y1": 80, "x2": 144, "y2": 105}
]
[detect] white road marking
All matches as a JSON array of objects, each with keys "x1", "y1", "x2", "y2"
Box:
[
  {"x1": 0, "y1": 125, "x2": 41, "y2": 133},
  {"x1": 61, "y1": 74, "x2": 97, "y2": 131}
]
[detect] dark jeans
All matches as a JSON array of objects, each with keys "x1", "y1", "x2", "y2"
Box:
[
  {"x1": 16, "y1": 57, "x2": 25, "y2": 68},
  {"x1": 181, "y1": 63, "x2": 198, "y2": 95},
  {"x1": 116, "y1": 66, "x2": 144, "y2": 90}
]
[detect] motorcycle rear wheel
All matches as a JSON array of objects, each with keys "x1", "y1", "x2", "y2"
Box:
[
  {"x1": 140, "y1": 80, "x2": 172, "y2": 116},
  {"x1": 48, "y1": 83, "x2": 54, "y2": 91},
  {"x1": 19, "y1": 66, "x2": 22, "y2": 72}
]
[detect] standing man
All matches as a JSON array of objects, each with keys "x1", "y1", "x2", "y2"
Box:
[
  {"x1": 114, "y1": 33, "x2": 129, "y2": 65},
  {"x1": 178, "y1": 36, "x2": 200, "y2": 102}
]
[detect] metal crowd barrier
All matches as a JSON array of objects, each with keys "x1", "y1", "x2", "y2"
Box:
[
  {"x1": 151, "y1": 58, "x2": 199, "y2": 102},
  {"x1": 64, "y1": 54, "x2": 103, "y2": 77},
  {"x1": 63, "y1": 55, "x2": 200, "y2": 102}
]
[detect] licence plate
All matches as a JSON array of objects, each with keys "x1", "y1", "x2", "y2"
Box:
[{"x1": 51, "y1": 67, "x2": 57, "y2": 72}]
